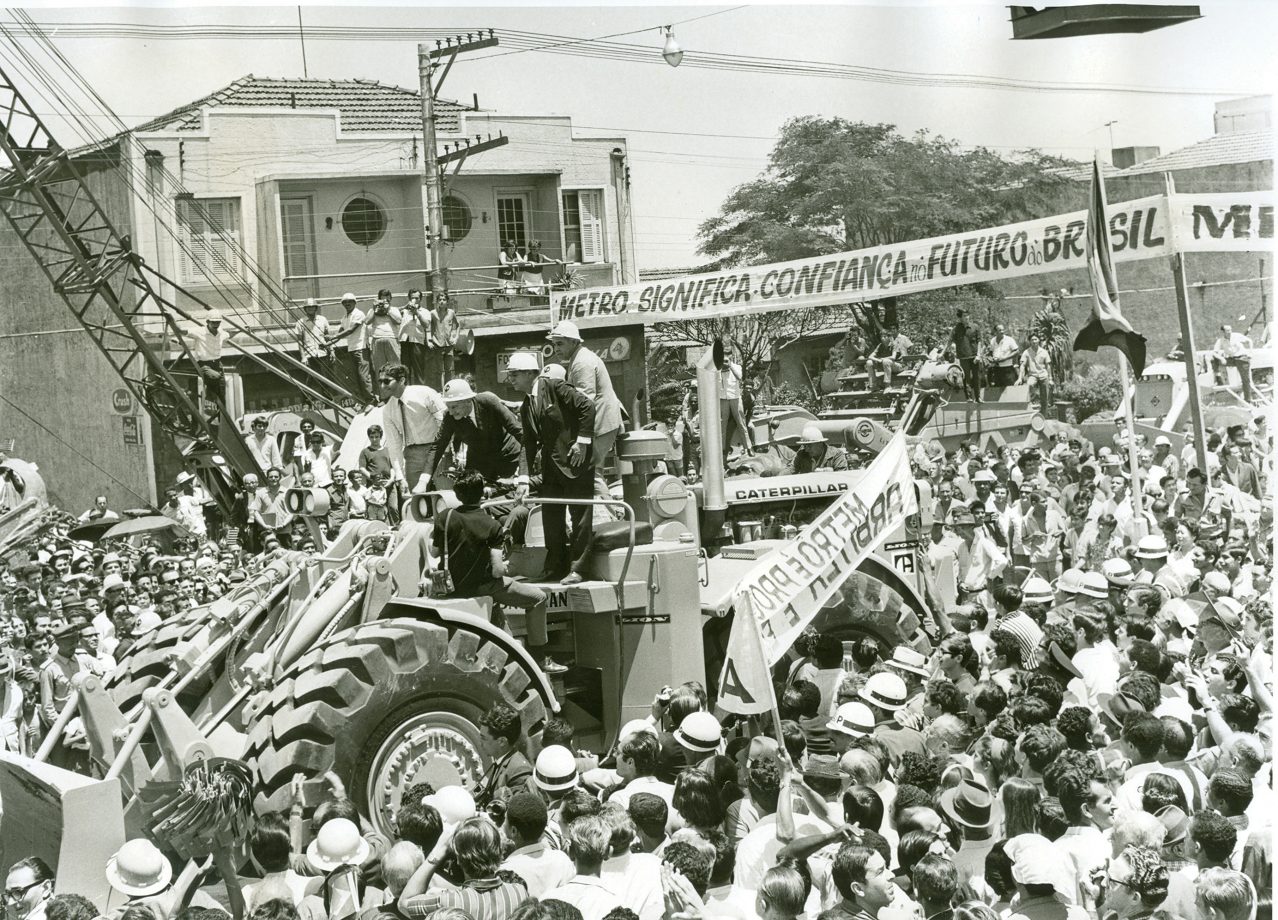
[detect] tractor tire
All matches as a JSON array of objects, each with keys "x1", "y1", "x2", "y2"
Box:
[
  {"x1": 107, "y1": 607, "x2": 212, "y2": 714},
  {"x1": 243, "y1": 617, "x2": 552, "y2": 833}
]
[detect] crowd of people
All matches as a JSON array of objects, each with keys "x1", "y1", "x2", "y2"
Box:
[{"x1": 0, "y1": 312, "x2": 1271, "y2": 920}]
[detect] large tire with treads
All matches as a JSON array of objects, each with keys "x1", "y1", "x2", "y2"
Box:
[
  {"x1": 106, "y1": 607, "x2": 213, "y2": 713},
  {"x1": 244, "y1": 617, "x2": 552, "y2": 826}
]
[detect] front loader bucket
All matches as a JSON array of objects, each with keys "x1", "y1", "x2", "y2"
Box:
[{"x1": 0, "y1": 751, "x2": 126, "y2": 909}]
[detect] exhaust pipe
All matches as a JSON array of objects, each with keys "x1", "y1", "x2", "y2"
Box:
[{"x1": 696, "y1": 342, "x2": 727, "y2": 537}]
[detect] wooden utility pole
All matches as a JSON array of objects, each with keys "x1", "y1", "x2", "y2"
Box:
[{"x1": 417, "y1": 32, "x2": 506, "y2": 312}]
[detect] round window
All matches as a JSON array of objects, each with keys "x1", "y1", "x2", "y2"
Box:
[
  {"x1": 342, "y1": 197, "x2": 387, "y2": 247},
  {"x1": 442, "y1": 195, "x2": 472, "y2": 242}
]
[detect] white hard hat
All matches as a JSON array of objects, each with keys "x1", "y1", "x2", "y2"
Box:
[
  {"x1": 421, "y1": 785, "x2": 477, "y2": 824},
  {"x1": 305, "y1": 818, "x2": 370, "y2": 872},
  {"x1": 506, "y1": 352, "x2": 541, "y2": 373},
  {"x1": 534, "y1": 745, "x2": 579, "y2": 791},
  {"x1": 441, "y1": 379, "x2": 477, "y2": 403},
  {"x1": 546, "y1": 320, "x2": 582, "y2": 341},
  {"x1": 303, "y1": 298, "x2": 319, "y2": 309},
  {"x1": 674, "y1": 711, "x2": 722, "y2": 753},
  {"x1": 826, "y1": 701, "x2": 875, "y2": 738},
  {"x1": 797, "y1": 425, "x2": 826, "y2": 446},
  {"x1": 542, "y1": 363, "x2": 567, "y2": 381},
  {"x1": 859, "y1": 672, "x2": 907, "y2": 711}
]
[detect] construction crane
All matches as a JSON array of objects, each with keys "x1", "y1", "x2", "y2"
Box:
[{"x1": 0, "y1": 64, "x2": 354, "y2": 517}]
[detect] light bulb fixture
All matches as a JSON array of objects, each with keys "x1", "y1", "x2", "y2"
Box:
[{"x1": 661, "y1": 26, "x2": 683, "y2": 67}]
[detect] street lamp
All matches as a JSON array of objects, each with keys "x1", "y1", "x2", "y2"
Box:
[{"x1": 662, "y1": 26, "x2": 683, "y2": 67}]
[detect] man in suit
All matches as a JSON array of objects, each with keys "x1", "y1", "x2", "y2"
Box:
[
  {"x1": 427, "y1": 378, "x2": 524, "y2": 484},
  {"x1": 547, "y1": 320, "x2": 624, "y2": 501},
  {"x1": 508, "y1": 351, "x2": 595, "y2": 585}
]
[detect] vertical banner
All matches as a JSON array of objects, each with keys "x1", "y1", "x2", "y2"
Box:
[{"x1": 718, "y1": 434, "x2": 917, "y2": 713}]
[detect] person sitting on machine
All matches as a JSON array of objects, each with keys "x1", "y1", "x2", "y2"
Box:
[
  {"x1": 431, "y1": 470, "x2": 549, "y2": 659},
  {"x1": 865, "y1": 325, "x2": 913, "y2": 392},
  {"x1": 789, "y1": 426, "x2": 849, "y2": 474}
]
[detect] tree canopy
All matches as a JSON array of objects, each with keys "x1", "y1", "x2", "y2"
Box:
[{"x1": 697, "y1": 117, "x2": 1082, "y2": 266}]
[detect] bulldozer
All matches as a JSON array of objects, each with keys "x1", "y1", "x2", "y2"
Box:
[{"x1": 0, "y1": 343, "x2": 938, "y2": 909}]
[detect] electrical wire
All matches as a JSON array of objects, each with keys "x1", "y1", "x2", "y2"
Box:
[{"x1": 6, "y1": 19, "x2": 1257, "y2": 97}]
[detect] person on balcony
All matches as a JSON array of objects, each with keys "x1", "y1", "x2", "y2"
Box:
[
  {"x1": 498, "y1": 240, "x2": 524, "y2": 295},
  {"x1": 521, "y1": 240, "x2": 556, "y2": 296}
]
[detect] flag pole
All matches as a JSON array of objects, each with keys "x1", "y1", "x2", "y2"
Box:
[
  {"x1": 739, "y1": 592, "x2": 788, "y2": 751},
  {"x1": 1164, "y1": 171, "x2": 1210, "y2": 474},
  {"x1": 1116, "y1": 349, "x2": 1147, "y2": 537}
]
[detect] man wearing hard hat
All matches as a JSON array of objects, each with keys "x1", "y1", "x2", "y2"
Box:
[
  {"x1": 547, "y1": 320, "x2": 623, "y2": 501},
  {"x1": 426, "y1": 378, "x2": 524, "y2": 484},
  {"x1": 505, "y1": 350, "x2": 596, "y2": 584},
  {"x1": 789, "y1": 425, "x2": 849, "y2": 474}
]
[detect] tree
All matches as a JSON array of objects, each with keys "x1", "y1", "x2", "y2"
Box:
[
  {"x1": 698, "y1": 117, "x2": 1081, "y2": 265},
  {"x1": 647, "y1": 305, "x2": 857, "y2": 403}
]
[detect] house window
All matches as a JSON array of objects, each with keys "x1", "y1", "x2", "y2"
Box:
[
  {"x1": 342, "y1": 196, "x2": 387, "y2": 247},
  {"x1": 442, "y1": 195, "x2": 472, "y2": 242},
  {"x1": 176, "y1": 197, "x2": 243, "y2": 285},
  {"x1": 562, "y1": 190, "x2": 604, "y2": 263},
  {"x1": 496, "y1": 194, "x2": 530, "y2": 249}
]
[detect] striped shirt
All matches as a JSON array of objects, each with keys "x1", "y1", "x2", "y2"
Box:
[{"x1": 401, "y1": 875, "x2": 528, "y2": 920}]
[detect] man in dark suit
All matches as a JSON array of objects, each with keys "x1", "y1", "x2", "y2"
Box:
[
  {"x1": 507, "y1": 352, "x2": 595, "y2": 585},
  {"x1": 427, "y1": 378, "x2": 524, "y2": 484}
]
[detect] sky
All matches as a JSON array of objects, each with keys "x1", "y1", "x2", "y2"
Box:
[{"x1": 6, "y1": 0, "x2": 1276, "y2": 269}]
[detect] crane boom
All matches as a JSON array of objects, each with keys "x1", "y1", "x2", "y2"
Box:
[{"x1": 0, "y1": 65, "x2": 263, "y2": 515}]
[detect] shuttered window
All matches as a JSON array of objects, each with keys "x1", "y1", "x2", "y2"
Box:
[
  {"x1": 562, "y1": 190, "x2": 605, "y2": 263},
  {"x1": 176, "y1": 197, "x2": 243, "y2": 285}
]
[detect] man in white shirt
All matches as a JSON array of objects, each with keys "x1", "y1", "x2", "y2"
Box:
[
  {"x1": 543, "y1": 815, "x2": 622, "y2": 920},
  {"x1": 988, "y1": 324, "x2": 1019, "y2": 387},
  {"x1": 245, "y1": 416, "x2": 284, "y2": 473},
  {"x1": 294, "y1": 298, "x2": 332, "y2": 388},
  {"x1": 1018, "y1": 332, "x2": 1053, "y2": 408},
  {"x1": 1212, "y1": 324, "x2": 1254, "y2": 399},
  {"x1": 190, "y1": 310, "x2": 229, "y2": 404},
  {"x1": 599, "y1": 804, "x2": 664, "y2": 920},
  {"x1": 949, "y1": 507, "x2": 1008, "y2": 601},
  {"x1": 332, "y1": 293, "x2": 372, "y2": 402},
  {"x1": 500, "y1": 792, "x2": 575, "y2": 897},
  {"x1": 379, "y1": 363, "x2": 446, "y2": 495}
]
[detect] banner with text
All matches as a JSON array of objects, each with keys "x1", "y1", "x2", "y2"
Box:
[
  {"x1": 554, "y1": 191, "x2": 1274, "y2": 329},
  {"x1": 718, "y1": 434, "x2": 916, "y2": 714}
]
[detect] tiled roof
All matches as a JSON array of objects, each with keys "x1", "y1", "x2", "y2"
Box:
[
  {"x1": 133, "y1": 75, "x2": 470, "y2": 135},
  {"x1": 1116, "y1": 130, "x2": 1273, "y2": 176}
]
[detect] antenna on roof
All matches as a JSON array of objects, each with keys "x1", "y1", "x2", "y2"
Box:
[{"x1": 297, "y1": 6, "x2": 309, "y2": 79}]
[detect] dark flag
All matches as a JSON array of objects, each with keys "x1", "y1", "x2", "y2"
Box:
[{"x1": 1074, "y1": 155, "x2": 1147, "y2": 375}]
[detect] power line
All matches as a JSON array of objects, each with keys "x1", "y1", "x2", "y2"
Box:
[{"x1": 5, "y1": 19, "x2": 1258, "y2": 97}]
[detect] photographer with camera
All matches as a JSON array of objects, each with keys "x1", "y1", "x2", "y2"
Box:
[{"x1": 366, "y1": 288, "x2": 402, "y2": 399}]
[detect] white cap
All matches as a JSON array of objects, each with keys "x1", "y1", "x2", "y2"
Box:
[
  {"x1": 304, "y1": 298, "x2": 319, "y2": 309},
  {"x1": 546, "y1": 320, "x2": 582, "y2": 341},
  {"x1": 421, "y1": 785, "x2": 477, "y2": 824},
  {"x1": 1154, "y1": 435, "x2": 1172, "y2": 447},
  {"x1": 102, "y1": 573, "x2": 126, "y2": 591},
  {"x1": 204, "y1": 309, "x2": 222, "y2": 324},
  {"x1": 506, "y1": 352, "x2": 541, "y2": 373},
  {"x1": 441, "y1": 379, "x2": 477, "y2": 403},
  {"x1": 341, "y1": 292, "x2": 357, "y2": 303},
  {"x1": 826, "y1": 701, "x2": 875, "y2": 738}
]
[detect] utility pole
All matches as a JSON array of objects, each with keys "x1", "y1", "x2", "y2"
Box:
[{"x1": 418, "y1": 31, "x2": 505, "y2": 313}]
